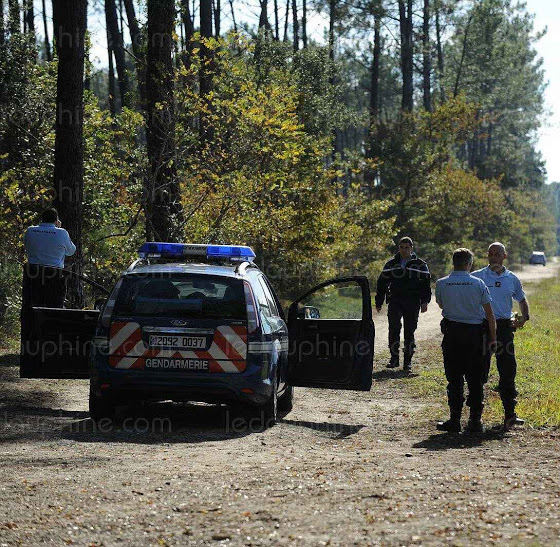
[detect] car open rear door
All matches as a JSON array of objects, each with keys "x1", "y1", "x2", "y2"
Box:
[
  {"x1": 20, "y1": 307, "x2": 99, "y2": 378},
  {"x1": 286, "y1": 276, "x2": 374, "y2": 391}
]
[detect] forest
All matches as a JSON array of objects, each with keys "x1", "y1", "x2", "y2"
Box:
[{"x1": 0, "y1": 0, "x2": 558, "y2": 335}]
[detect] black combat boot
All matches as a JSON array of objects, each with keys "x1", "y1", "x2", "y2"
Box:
[
  {"x1": 386, "y1": 355, "x2": 400, "y2": 369},
  {"x1": 464, "y1": 410, "x2": 484, "y2": 434},
  {"x1": 403, "y1": 353, "x2": 413, "y2": 374},
  {"x1": 437, "y1": 409, "x2": 461, "y2": 433}
]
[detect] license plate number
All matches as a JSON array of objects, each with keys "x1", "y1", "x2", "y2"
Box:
[{"x1": 148, "y1": 335, "x2": 206, "y2": 349}]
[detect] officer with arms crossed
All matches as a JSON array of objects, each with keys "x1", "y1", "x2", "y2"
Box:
[
  {"x1": 435, "y1": 248, "x2": 497, "y2": 433},
  {"x1": 472, "y1": 242, "x2": 529, "y2": 430},
  {"x1": 375, "y1": 237, "x2": 431, "y2": 374},
  {"x1": 21, "y1": 208, "x2": 76, "y2": 338}
]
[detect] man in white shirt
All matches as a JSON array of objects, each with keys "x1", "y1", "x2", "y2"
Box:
[
  {"x1": 472, "y1": 242, "x2": 529, "y2": 430},
  {"x1": 22, "y1": 208, "x2": 76, "y2": 314}
]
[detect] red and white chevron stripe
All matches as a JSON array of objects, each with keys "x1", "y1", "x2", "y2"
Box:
[{"x1": 108, "y1": 322, "x2": 247, "y2": 373}]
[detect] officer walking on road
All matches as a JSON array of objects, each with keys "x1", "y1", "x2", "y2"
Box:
[
  {"x1": 375, "y1": 237, "x2": 431, "y2": 374},
  {"x1": 472, "y1": 242, "x2": 530, "y2": 431},
  {"x1": 21, "y1": 208, "x2": 76, "y2": 338},
  {"x1": 435, "y1": 248, "x2": 497, "y2": 433}
]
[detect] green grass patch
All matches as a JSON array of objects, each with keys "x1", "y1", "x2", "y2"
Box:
[{"x1": 405, "y1": 273, "x2": 560, "y2": 427}]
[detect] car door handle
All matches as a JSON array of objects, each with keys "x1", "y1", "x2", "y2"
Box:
[{"x1": 306, "y1": 324, "x2": 318, "y2": 329}]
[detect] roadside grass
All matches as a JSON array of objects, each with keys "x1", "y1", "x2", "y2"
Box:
[{"x1": 403, "y1": 274, "x2": 560, "y2": 427}]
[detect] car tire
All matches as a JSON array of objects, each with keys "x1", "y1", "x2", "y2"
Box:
[
  {"x1": 89, "y1": 385, "x2": 116, "y2": 422},
  {"x1": 278, "y1": 384, "x2": 294, "y2": 413}
]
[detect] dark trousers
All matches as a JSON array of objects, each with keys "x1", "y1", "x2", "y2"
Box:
[
  {"x1": 441, "y1": 319, "x2": 485, "y2": 417},
  {"x1": 388, "y1": 298, "x2": 421, "y2": 361},
  {"x1": 21, "y1": 264, "x2": 66, "y2": 341},
  {"x1": 484, "y1": 319, "x2": 517, "y2": 415}
]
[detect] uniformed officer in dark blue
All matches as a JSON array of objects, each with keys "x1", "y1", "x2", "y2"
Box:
[
  {"x1": 375, "y1": 237, "x2": 431, "y2": 373},
  {"x1": 472, "y1": 242, "x2": 530, "y2": 430},
  {"x1": 435, "y1": 248, "x2": 497, "y2": 433}
]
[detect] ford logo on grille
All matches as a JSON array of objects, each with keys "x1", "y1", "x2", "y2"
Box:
[{"x1": 171, "y1": 320, "x2": 187, "y2": 326}]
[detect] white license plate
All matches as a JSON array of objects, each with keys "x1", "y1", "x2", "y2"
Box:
[{"x1": 148, "y1": 335, "x2": 206, "y2": 349}]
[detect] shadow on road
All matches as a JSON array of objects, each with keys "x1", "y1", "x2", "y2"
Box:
[
  {"x1": 281, "y1": 418, "x2": 365, "y2": 439},
  {"x1": 371, "y1": 368, "x2": 415, "y2": 382},
  {"x1": 412, "y1": 429, "x2": 504, "y2": 451}
]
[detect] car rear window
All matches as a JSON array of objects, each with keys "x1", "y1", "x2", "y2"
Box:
[{"x1": 113, "y1": 274, "x2": 246, "y2": 319}]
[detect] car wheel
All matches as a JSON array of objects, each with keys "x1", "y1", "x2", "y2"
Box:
[
  {"x1": 89, "y1": 385, "x2": 116, "y2": 422},
  {"x1": 278, "y1": 384, "x2": 294, "y2": 413}
]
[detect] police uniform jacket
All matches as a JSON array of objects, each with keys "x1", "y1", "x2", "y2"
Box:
[{"x1": 375, "y1": 253, "x2": 431, "y2": 308}]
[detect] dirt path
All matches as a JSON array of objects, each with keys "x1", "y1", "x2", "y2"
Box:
[{"x1": 0, "y1": 261, "x2": 559, "y2": 546}]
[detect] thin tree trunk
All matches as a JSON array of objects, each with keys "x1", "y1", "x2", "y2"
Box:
[
  {"x1": 422, "y1": 0, "x2": 431, "y2": 111},
  {"x1": 228, "y1": 0, "x2": 237, "y2": 34},
  {"x1": 42, "y1": 0, "x2": 51, "y2": 60},
  {"x1": 8, "y1": 0, "x2": 19, "y2": 34},
  {"x1": 453, "y1": 12, "x2": 473, "y2": 97},
  {"x1": 398, "y1": 0, "x2": 413, "y2": 111},
  {"x1": 283, "y1": 0, "x2": 289, "y2": 41},
  {"x1": 199, "y1": 0, "x2": 214, "y2": 146},
  {"x1": 435, "y1": 0, "x2": 445, "y2": 103},
  {"x1": 107, "y1": 35, "x2": 116, "y2": 115},
  {"x1": 105, "y1": 0, "x2": 130, "y2": 108},
  {"x1": 52, "y1": 0, "x2": 87, "y2": 308},
  {"x1": 259, "y1": 0, "x2": 271, "y2": 31},
  {"x1": 24, "y1": 0, "x2": 33, "y2": 34},
  {"x1": 180, "y1": 0, "x2": 194, "y2": 66},
  {"x1": 328, "y1": 0, "x2": 334, "y2": 65},
  {"x1": 213, "y1": 0, "x2": 220, "y2": 36},
  {"x1": 146, "y1": 0, "x2": 182, "y2": 242},
  {"x1": 301, "y1": 0, "x2": 306, "y2": 47},
  {"x1": 0, "y1": 0, "x2": 5, "y2": 44},
  {"x1": 273, "y1": 0, "x2": 278, "y2": 39},
  {"x1": 123, "y1": 0, "x2": 146, "y2": 108},
  {"x1": 291, "y1": 0, "x2": 298, "y2": 51}
]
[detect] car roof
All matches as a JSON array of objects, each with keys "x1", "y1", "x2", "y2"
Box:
[
  {"x1": 122, "y1": 262, "x2": 257, "y2": 279},
  {"x1": 531, "y1": 251, "x2": 545, "y2": 255}
]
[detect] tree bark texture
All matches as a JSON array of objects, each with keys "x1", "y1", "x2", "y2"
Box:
[
  {"x1": 0, "y1": 0, "x2": 5, "y2": 44},
  {"x1": 42, "y1": 0, "x2": 51, "y2": 60},
  {"x1": 105, "y1": 0, "x2": 130, "y2": 108},
  {"x1": 422, "y1": 0, "x2": 431, "y2": 111},
  {"x1": 146, "y1": 0, "x2": 182, "y2": 242},
  {"x1": 398, "y1": 0, "x2": 413, "y2": 111},
  {"x1": 291, "y1": 0, "x2": 298, "y2": 51},
  {"x1": 52, "y1": 0, "x2": 87, "y2": 308},
  {"x1": 301, "y1": 0, "x2": 306, "y2": 47}
]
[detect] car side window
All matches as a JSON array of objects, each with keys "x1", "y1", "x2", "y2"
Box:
[
  {"x1": 250, "y1": 276, "x2": 273, "y2": 320},
  {"x1": 258, "y1": 277, "x2": 279, "y2": 317}
]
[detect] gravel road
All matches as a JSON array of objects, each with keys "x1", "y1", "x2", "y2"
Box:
[{"x1": 0, "y1": 262, "x2": 559, "y2": 546}]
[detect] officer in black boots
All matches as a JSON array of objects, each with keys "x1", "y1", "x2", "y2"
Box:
[
  {"x1": 435, "y1": 248, "x2": 497, "y2": 433},
  {"x1": 375, "y1": 237, "x2": 431, "y2": 374}
]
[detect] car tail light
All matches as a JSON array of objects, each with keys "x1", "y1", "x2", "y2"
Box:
[
  {"x1": 100, "y1": 278, "x2": 123, "y2": 328},
  {"x1": 243, "y1": 281, "x2": 260, "y2": 334}
]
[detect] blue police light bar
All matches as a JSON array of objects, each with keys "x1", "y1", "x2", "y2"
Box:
[{"x1": 138, "y1": 242, "x2": 256, "y2": 262}]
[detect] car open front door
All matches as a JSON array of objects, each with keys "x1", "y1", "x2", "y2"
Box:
[
  {"x1": 20, "y1": 307, "x2": 100, "y2": 378},
  {"x1": 286, "y1": 276, "x2": 374, "y2": 391}
]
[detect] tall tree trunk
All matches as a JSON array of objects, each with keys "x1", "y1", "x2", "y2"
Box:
[
  {"x1": 365, "y1": 11, "x2": 381, "y2": 192},
  {"x1": 52, "y1": 0, "x2": 87, "y2": 308},
  {"x1": 123, "y1": 0, "x2": 145, "y2": 107},
  {"x1": 8, "y1": 0, "x2": 19, "y2": 34},
  {"x1": 0, "y1": 0, "x2": 5, "y2": 44},
  {"x1": 283, "y1": 0, "x2": 289, "y2": 41},
  {"x1": 105, "y1": 0, "x2": 130, "y2": 108},
  {"x1": 107, "y1": 35, "x2": 116, "y2": 115},
  {"x1": 328, "y1": 0, "x2": 335, "y2": 65},
  {"x1": 398, "y1": 0, "x2": 413, "y2": 111},
  {"x1": 273, "y1": 0, "x2": 278, "y2": 39},
  {"x1": 213, "y1": 0, "x2": 220, "y2": 36},
  {"x1": 435, "y1": 0, "x2": 445, "y2": 103},
  {"x1": 228, "y1": 0, "x2": 237, "y2": 34},
  {"x1": 180, "y1": 0, "x2": 194, "y2": 43},
  {"x1": 291, "y1": 0, "x2": 298, "y2": 51},
  {"x1": 453, "y1": 12, "x2": 473, "y2": 97},
  {"x1": 146, "y1": 0, "x2": 182, "y2": 242},
  {"x1": 422, "y1": 0, "x2": 431, "y2": 111},
  {"x1": 24, "y1": 0, "x2": 33, "y2": 34},
  {"x1": 41, "y1": 0, "x2": 51, "y2": 60},
  {"x1": 301, "y1": 0, "x2": 306, "y2": 47},
  {"x1": 199, "y1": 0, "x2": 214, "y2": 147},
  {"x1": 259, "y1": 0, "x2": 271, "y2": 31}
]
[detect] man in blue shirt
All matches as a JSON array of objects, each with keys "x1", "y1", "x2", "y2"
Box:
[
  {"x1": 472, "y1": 242, "x2": 530, "y2": 430},
  {"x1": 22, "y1": 208, "x2": 76, "y2": 313},
  {"x1": 435, "y1": 248, "x2": 497, "y2": 433}
]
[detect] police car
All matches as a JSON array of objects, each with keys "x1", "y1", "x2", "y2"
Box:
[{"x1": 21, "y1": 243, "x2": 375, "y2": 427}]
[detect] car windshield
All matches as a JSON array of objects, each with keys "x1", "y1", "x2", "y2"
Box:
[{"x1": 113, "y1": 274, "x2": 246, "y2": 319}]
